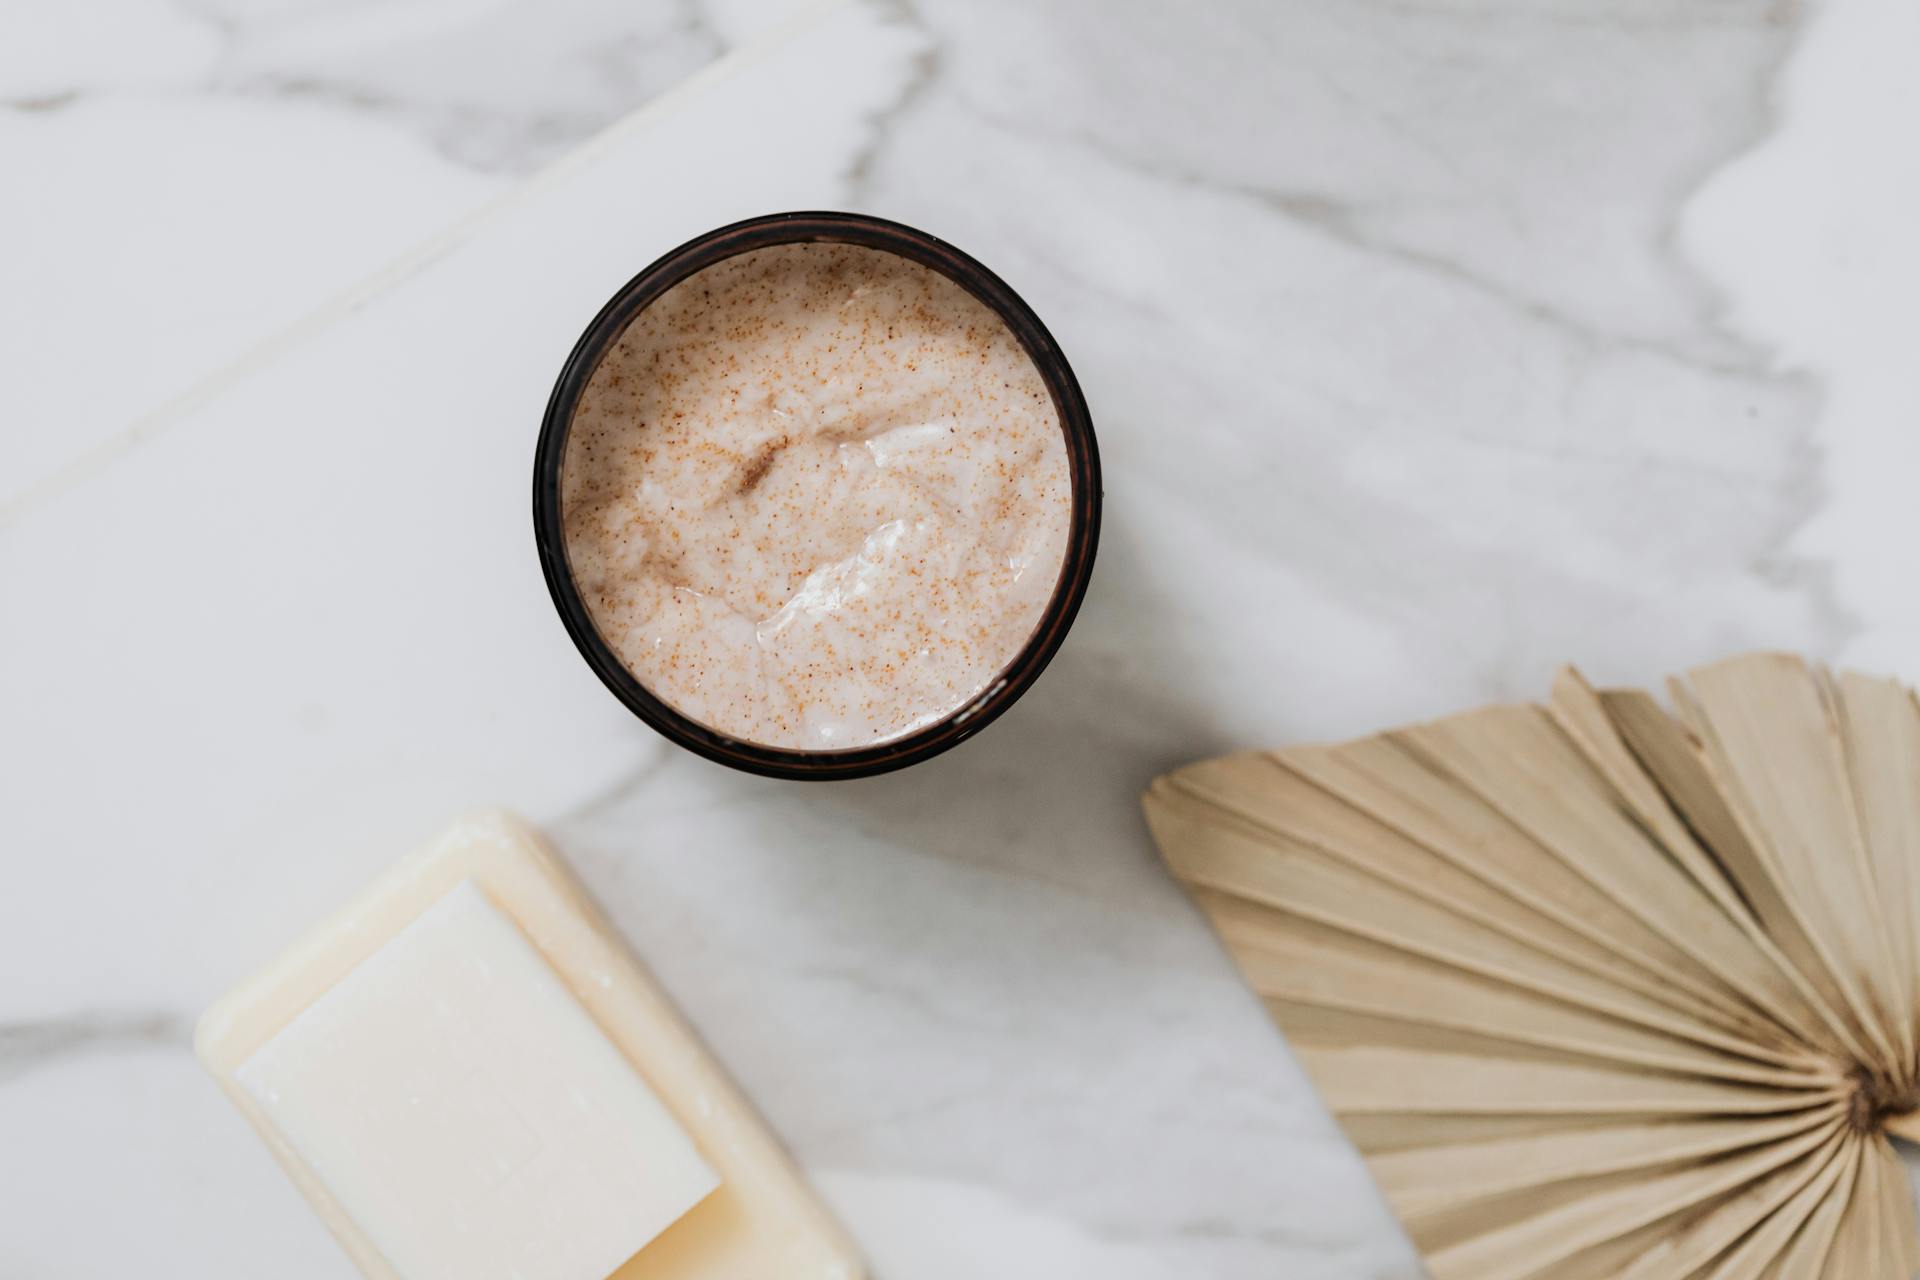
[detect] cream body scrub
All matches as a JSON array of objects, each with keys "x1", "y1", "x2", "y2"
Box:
[{"x1": 559, "y1": 242, "x2": 1072, "y2": 751}]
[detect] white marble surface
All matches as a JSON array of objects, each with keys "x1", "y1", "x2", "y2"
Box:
[{"x1": 4, "y1": 0, "x2": 1919, "y2": 1276}]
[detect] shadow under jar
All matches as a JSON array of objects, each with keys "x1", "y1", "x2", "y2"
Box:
[{"x1": 533, "y1": 212, "x2": 1101, "y2": 780}]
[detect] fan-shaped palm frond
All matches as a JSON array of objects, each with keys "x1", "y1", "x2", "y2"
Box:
[{"x1": 1146, "y1": 654, "x2": 1920, "y2": 1279}]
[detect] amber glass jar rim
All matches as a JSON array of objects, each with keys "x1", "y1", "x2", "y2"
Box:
[{"x1": 532, "y1": 211, "x2": 1102, "y2": 780}]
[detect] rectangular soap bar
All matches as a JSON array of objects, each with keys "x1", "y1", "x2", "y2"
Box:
[
  {"x1": 235, "y1": 880, "x2": 719, "y2": 1280},
  {"x1": 198, "y1": 813, "x2": 862, "y2": 1280}
]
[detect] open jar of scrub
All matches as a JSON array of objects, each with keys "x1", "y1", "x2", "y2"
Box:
[{"x1": 534, "y1": 212, "x2": 1100, "y2": 779}]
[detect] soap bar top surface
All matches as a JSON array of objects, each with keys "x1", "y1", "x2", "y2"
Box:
[
  {"x1": 235, "y1": 879, "x2": 718, "y2": 1280},
  {"x1": 197, "y1": 812, "x2": 863, "y2": 1280}
]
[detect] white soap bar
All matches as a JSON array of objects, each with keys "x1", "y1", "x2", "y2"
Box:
[
  {"x1": 198, "y1": 813, "x2": 862, "y2": 1280},
  {"x1": 235, "y1": 880, "x2": 718, "y2": 1280}
]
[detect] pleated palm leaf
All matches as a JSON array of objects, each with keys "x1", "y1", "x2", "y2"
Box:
[{"x1": 1145, "y1": 654, "x2": 1920, "y2": 1279}]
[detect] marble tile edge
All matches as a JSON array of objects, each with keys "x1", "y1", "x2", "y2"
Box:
[{"x1": 0, "y1": 0, "x2": 858, "y2": 532}]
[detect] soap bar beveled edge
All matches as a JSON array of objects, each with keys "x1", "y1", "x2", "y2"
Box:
[{"x1": 195, "y1": 810, "x2": 863, "y2": 1280}]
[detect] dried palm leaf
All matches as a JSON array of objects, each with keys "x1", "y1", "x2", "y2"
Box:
[{"x1": 1145, "y1": 653, "x2": 1920, "y2": 1279}]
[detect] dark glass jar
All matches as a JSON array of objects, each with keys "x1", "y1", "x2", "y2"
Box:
[{"x1": 533, "y1": 212, "x2": 1101, "y2": 780}]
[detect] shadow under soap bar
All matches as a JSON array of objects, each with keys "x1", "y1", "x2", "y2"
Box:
[{"x1": 196, "y1": 812, "x2": 861, "y2": 1280}]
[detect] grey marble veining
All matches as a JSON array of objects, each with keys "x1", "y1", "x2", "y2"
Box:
[
  {"x1": 0, "y1": 1010, "x2": 188, "y2": 1083},
  {"x1": 10, "y1": 0, "x2": 1920, "y2": 1275}
]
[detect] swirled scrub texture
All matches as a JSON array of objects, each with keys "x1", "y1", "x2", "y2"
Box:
[{"x1": 561, "y1": 243, "x2": 1071, "y2": 750}]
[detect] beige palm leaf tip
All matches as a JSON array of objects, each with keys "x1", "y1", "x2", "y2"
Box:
[{"x1": 1145, "y1": 653, "x2": 1920, "y2": 1280}]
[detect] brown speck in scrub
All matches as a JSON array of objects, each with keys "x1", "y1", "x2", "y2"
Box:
[{"x1": 560, "y1": 241, "x2": 1069, "y2": 750}]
